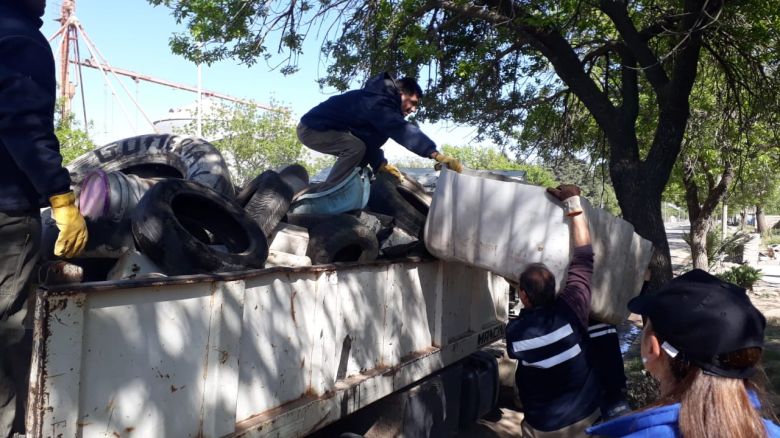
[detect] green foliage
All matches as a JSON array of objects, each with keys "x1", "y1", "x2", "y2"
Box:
[
  {"x1": 544, "y1": 154, "x2": 621, "y2": 216},
  {"x1": 152, "y1": 0, "x2": 780, "y2": 284},
  {"x1": 440, "y1": 144, "x2": 557, "y2": 187},
  {"x1": 683, "y1": 229, "x2": 750, "y2": 268},
  {"x1": 717, "y1": 265, "x2": 763, "y2": 290},
  {"x1": 393, "y1": 157, "x2": 432, "y2": 168},
  {"x1": 302, "y1": 153, "x2": 336, "y2": 177},
  {"x1": 764, "y1": 231, "x2": 780, "y2": 246},
  {"x1": 55, "y1": 100, "x2": 95, "y2": 164},
  {"x1": 176, "y1": 101, "x2": 306, "y2": 187}
]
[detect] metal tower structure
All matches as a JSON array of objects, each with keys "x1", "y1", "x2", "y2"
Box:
[{"x1": 48, "y1": 0, "x2": 277, "y2": 137}]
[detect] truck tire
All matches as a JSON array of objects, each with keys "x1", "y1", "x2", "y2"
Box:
[
  {"x1": 239, "y1": 171, "x2": 294, "y2": 238},
  {"x1": 278, "y1": 164, "x2": 310, "y2": 198},
  {"x1": 367, "y1": 172, "x2": 430, "y2": 237},
  {"x1": 67, "y1": 134, "x2": 235, "y2": 198},
  {"x1": 131, "y1": 179, "x2": 268, "y2": 275},
  {"x1": 305, "y1": 215, "x2": 379, "y2": 264}
]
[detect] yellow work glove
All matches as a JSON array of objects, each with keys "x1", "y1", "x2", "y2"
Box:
[
  {"x1": 377, "y1": 162, "x2": 405, "y2": 182},
  {"x1": 433, "y1": 153, "x2": 463, "y2": 173},
  {"x1": 49, "y1": 191, "x2": 88, "y2": 258}
]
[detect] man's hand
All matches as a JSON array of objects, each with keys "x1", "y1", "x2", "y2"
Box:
[
  {"x1": 547, "y1": 184, "x2": 583, "y2": 217},
  {"x1": 432, "y1": 152, "x2": 463, "y2": 173},
  {"x1": 50, "y1": 192, "x2": 88, "y2": 258},
  {"x1": 377, "y1": 162, "x2": 404, "y2": 182}
]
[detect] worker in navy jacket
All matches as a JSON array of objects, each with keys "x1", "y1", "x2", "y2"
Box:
[
  {"x1": 0, "y1": 1, "x2": 88, "y2": 435},
  {"x1": 506, "y1": 184, "x2": 601, "y2": 437},
  {"x1": 297, "y1": 72, "x2": 462, "y2": 191}
]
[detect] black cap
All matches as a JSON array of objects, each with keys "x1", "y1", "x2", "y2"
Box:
[{"x1": 628, "y1": 269, "x2": 766, "y2": 378}]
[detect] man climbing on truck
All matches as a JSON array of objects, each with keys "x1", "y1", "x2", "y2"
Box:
[
  {"x1": 506, "y1": 184, "x2": 601, "y2": 437},
  {"x1": 0, "y1": 0, "x2": 89, "y2": 435},
  {"x1": 297, "y1": 72, "x2": 463, "y2": 192}
]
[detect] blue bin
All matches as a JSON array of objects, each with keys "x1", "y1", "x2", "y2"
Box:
[{"x1": 288, "y1": 167, "x2": 371, "y2": 215}]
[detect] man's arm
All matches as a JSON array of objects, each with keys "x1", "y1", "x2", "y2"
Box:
[
  {"x1": 368, "y1": 98, "x2": 437, "y2": 158},
  {"x1": 547, "y1": 185, "x2": 593, "y2": 327}
]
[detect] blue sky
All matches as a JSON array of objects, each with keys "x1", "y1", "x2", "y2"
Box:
[{"x1": 42, "y1": 0, "x2": 484, "y2": 161}]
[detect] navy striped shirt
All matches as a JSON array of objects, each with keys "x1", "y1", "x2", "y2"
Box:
[{"x1": 506, "y1": 245, "x2": 600, "y2": 431}]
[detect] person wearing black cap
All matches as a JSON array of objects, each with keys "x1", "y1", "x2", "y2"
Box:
[
  {"x1": 587, "y1": 269, "x2": 780, "y2": 437},
  {"x1": 506, "y1": 184, "x2": 602, "y2": 437}
]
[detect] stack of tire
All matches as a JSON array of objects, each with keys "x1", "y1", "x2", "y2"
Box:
[
  {"x1": 245, "y1": 165, "x2": 433, "y2": 265},
  {"x1": 40, "y1": 134, "x2": 434, "y2": 281},
  {"x1": 41, "y1": 134, "x2": 268, "y2": 279}
]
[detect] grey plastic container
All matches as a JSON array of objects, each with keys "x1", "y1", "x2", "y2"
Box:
[
  {"x1": 79, "y1": 169, "x2": 157, "y2": 222},
  {"x1": 424, "y1": 169, "x2": 653, "y2": 324}
]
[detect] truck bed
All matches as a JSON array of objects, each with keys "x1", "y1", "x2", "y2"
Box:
[{"x1": 26, "y1": 257, "x2": 508, "y2": 437}]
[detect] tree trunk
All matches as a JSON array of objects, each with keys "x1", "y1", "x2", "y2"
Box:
[
  {"x1": 689, "y1": 218, "x2": 709, "y2": 270},
  {"x1": 757, "y1": 204, "x2": 768, "y2": 235},
  {"x1": 740, "y1": 209, "x2": 747, "y2": 229},
  {"x1": 616, "y1": 188, "x2": 672, "y2": 291}
]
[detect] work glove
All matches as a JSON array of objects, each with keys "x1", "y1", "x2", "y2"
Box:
[
  {"x1": 546, "y1": 184, "x2": 583, "y2": 216},
  {"x1": 433, "y1": 153, "x2": 463, "y2": 173},
  {"x1": 50, "y1": 191, "x2": 88, "y2": 258},
  {"x1": 377, "y1": 162, "x2": 404, "y2": 182}
]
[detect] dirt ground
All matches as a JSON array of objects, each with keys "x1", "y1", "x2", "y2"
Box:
[{"x1": 456, "y1": 224, "x2": 780, "y2": 437}]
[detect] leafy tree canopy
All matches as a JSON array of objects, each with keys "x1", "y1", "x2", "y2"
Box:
[
  {"x1": 176, "y1": 101, "x2": 315, "y2": 186},
  {"x1": 150, "y1": 0, "x2": 780, "y2": 285},
  {"x1": 55, "y1": 99, "x2": 95, "y2": 164}
]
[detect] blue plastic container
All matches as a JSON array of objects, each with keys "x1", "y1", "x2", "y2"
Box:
[{"x1": 288, "y1": 167, "x2": 371, "y2": 215}]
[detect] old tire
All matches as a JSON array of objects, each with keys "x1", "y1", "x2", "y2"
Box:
[
  {"x1": 305, "y1": 215, "x2": 379, "y2": 264},
  {"x1": 67, "y1": 134, "x2": 235, "y2": 198},
  {"x1": 239, "y1": 171, "x2": 293, "y2": 238},
  {"x1": 279, "y1": 164, "x2": 310, "y2": 198},
  {"x1": 367, "y1": 172, "x2": 430, "y2": 237},
  {"x1": 131, "y1": 179, "x2": 268, "y2": 275}
]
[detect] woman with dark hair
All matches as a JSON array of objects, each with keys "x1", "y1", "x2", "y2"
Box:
[{"x1": 587, "y1": 269, "x2": 780, "y2": 438}]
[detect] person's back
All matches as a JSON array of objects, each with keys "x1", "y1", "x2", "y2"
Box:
[
  {"x1": 506, "y1": 185, "x2": 602, "y2": 436},
  {"x1": 508, "y1": 290, "x2": 601, "y2": 431}
]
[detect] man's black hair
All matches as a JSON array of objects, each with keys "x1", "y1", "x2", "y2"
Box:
[
  {"x1": 519, "y1": 263, "x2": 556, "y2": 307},
  {"x1": 397, "y1": 77, "x2": 423, "y2": 99}
]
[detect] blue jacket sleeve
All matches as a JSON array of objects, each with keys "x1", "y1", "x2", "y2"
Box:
[
  {"x1": 367, "y1": 97, "x2": 437, "y2": 158},
  {"x1": 0, "y1": 35, "x2": 71, "y2": 199}
]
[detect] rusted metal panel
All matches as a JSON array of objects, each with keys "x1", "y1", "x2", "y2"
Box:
[{"x1": 28, "y1": 260, "x2": 507, "y2": 437}]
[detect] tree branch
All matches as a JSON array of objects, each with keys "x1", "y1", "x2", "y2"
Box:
[
  {"x1": 681, "y1": 155, "x2": 702, "y2": 221},
  {"x1": 437, "y1": 0, "x2": 618, "y2": 131},
  {"x1": 598, "y1": 0, "x2": 670, "y2": 96}
]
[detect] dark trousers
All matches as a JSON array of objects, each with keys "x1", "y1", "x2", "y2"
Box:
[
  {"x1": 297, "y1": 123, "x2": 367, "y2": 193},
  {"x1": 0, "y1": 210, "x2": 41, "y2": 438},
  {"x1": 587, "y1": 321, "x2": 628, "y2": 414}
]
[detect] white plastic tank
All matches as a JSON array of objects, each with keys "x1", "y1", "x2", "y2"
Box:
[{"x1": 424, "y1": 169, "x2": 653, "y2": 324}]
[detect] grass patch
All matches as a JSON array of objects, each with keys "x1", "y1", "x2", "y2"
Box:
[
  {"x1": 761, "y1": 318, "x2": 780, "y2": 416},
  {"x1": 764, "y1": 231, "x2": 780, "y2": 246},
  {"x1": 625, "y1": 356, "x2": 660, "y2": 409}
]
